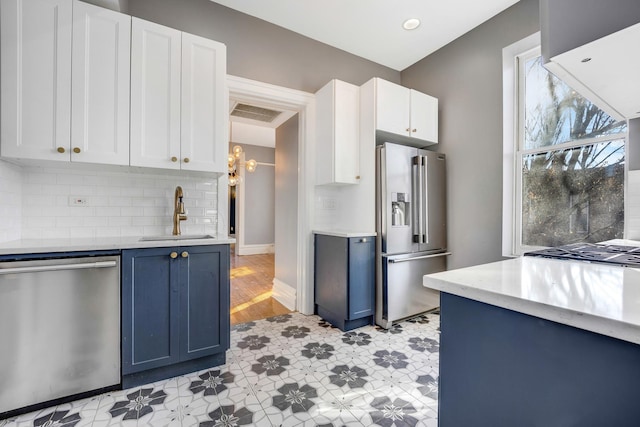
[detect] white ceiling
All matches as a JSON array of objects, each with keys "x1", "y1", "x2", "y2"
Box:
[{"x1": 210, "y1": 0, "x2": 520, "y2": 71}]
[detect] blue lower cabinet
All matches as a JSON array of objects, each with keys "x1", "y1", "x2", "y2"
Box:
[
  {"x1": 122, "y1": 245, "x2": 230, "y2": 388},
  {"x1": 314, "y1": 234, "x2": 375, "y2": 331}
]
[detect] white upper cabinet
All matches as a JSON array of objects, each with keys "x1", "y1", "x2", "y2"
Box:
[
  {"x1": 130, "y1": 18, "x2": 182, "y2": 170},
  {"x1": 410, "y1": 89, "x2": 438, "y2": 143},
  {"x1": 375, "y1": 78, "x2": 411, "y2": 138},
  {"x1": 180, "y1": 32, "x2": 227, "y2": 173},
  {"x1": 315, "y1": 79, "x2": 360, "y2": 185},
  {"x1": 1, "y1": 0, "x2": 73, "y2": 161},
  {"x1": 130, "y1": 18, "x2": 227, "y2": 173},
  {"x1": 364, "y1": 78, "x2": 438, "y2": 147},
  {"x1": 72, "y1": 0, "x2": 131, "y2": 165}
]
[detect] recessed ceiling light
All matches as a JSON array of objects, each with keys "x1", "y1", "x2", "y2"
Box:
[{"x1": 403, "y1": 18, "x2": 421, "y2": 30}]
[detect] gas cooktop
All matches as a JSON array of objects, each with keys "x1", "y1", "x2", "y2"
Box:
[{"x1": 524, "y1": 242, "x2": 640, "y2": 267}]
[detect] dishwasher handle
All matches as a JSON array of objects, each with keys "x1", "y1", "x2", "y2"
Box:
[
  {"x1": 388, "y1": 252, "x2": 451, "y2": 264},
  {"x1": 0, "y1": 260, "x2": 117, "y2": 275}
]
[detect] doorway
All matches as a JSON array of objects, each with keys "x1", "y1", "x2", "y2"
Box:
[{"x1": 225, "y1": 75, "x2": 315, "y2": 319}]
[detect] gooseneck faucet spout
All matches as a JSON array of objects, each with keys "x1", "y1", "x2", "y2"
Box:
[{"x1": 173, "y1": 186, "x2": 188, "y2": 235}]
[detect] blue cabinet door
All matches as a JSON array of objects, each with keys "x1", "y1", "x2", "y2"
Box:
[
  {"x1": 179, "y1": 245, "x2": 230, "y2": 361},
  {"x1": 348, "y1": 237, "x2": 375, "y2": 319},
  {"x1": 122, "y1": 247, "x2": 181, "y2": 375},
  {"x1": 314, "y1": 234, "x2": 375, "y2": 331}
]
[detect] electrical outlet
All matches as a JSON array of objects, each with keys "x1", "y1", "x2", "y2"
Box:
[{"x1": 69, "y1": 196, "x2": 88, "y2": 206}]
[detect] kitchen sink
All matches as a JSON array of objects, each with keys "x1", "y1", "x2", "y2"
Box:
[{"x1": 139, "y1": 234, "x2": 215, "y2": 242}]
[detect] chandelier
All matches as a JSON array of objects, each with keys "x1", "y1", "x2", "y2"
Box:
[{"x1": 228, "y1": 145, "x2": 257, "y2": 186}]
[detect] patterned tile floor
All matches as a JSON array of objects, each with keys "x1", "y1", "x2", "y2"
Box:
[{"x1": 1, "y1": 312, "x2": 440, "y2": 427}]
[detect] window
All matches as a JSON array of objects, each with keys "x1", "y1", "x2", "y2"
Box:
[{"x1": 503, "y1": 36, "x2": 627, "y2": 255}]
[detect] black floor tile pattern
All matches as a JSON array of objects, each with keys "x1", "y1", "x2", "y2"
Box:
[{"x1": 1, "y1": 312, "x2": 440, "y2": 426}]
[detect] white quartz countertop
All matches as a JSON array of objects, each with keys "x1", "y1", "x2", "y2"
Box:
[
  {"x1": 0, "y1": 235, "x2": 235, "y2": 256},
  {"x1": 424, "y1": 256, "x2": 640, "y2": 345},
  {"x1": 313, "y1": 229, "x2": 376, "y2": 238}
]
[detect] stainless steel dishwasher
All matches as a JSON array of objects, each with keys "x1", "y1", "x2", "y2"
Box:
[{"x1": 0, "y1": 255, "x2": 120, "y2": 415}]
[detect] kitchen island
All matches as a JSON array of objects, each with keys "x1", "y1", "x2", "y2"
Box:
[{"x1": 424, "y1": 256, "x2": 640, "y2": 427}]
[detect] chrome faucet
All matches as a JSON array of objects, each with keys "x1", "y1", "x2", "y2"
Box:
[{"x1": 173, "y1": 186, "x2": 188, "y2": 235}]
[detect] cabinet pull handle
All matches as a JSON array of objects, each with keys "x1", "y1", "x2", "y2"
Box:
[
  {"x1": 57, "y1": 147, "x2": 66, "y2": 153},
  {"x1": 73, "y1": 147, "x2": 81, "y2": 154},
  {"x1": 181, "y1": 251, "x2": 189, "y2": 258},
  {"x1": 171, "y1": 156, "x2": 178, "y2": 162},
  {"x1": 170, "y1": 252, "x2": 178, "y2": 259},
  {"x1": 183, "y1": 157, "x2": 190, "y2": 163}
]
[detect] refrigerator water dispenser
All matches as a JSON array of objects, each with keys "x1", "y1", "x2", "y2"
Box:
[{"x1": 391, "y1": 193, "x2": 409, "y2": 226}]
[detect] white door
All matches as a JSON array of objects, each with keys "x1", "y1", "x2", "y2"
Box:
[
  {"x1": 375, "y1": 78, "x2": 410, "y2": 137},
  {"x1": 1, "y1": 0, "x2": 72, "y2": 162},
  {"x1": 71, "y1": 1, "x2": 131, "y2": 165},
  {"x1": 130, "y1": 17, "x2": 181, "y2": 170},
  {"x1": 180, "y1": 32, "x2": 227, "y2": 173},
  {"x1": 410, "y1": 90, "x2": 438, "y2": 143}
]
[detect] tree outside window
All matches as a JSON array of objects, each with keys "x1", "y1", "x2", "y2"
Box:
[{"x1": 517, "y1": 53, "x2": 627, "y2": 249}]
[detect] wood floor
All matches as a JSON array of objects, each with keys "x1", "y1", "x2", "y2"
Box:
[{"x1": 230, "y1": 245, "x2": 291, "y2": 325}]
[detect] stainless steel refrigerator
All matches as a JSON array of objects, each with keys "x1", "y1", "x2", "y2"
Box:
[{"x1": 375, "y1": 142, "x2": 449, "y2": 328}]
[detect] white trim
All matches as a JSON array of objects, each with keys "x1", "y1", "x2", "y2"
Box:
[
  {"x1": 237, "y1": 243, "x2": 275, "y2": 255},
  {"x1": 227, "y1": 74, "x2": 316, "y2": 315},
  {"x1": 272, "y1": 278, "x2": 297, "y2": 311},
  {"x1": 502, "y1": 32, "x2": 541, "y2": 257}
]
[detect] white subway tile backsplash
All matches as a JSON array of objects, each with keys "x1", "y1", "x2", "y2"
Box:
[
  {"x1": 121, "y1": 207, "x2": 144, "y2": 217},
  {"x1": 96, "y1": 207, "x2": 121, "y2": 217},
  {"x1": 626, "y1": 170, "x2": 640, "y2": 239},
  {"x1": 15, "y1": 165, "x2": 218, "y2": 239},
  {"x1": 108, "y1": 216, "x2": 132, "y2": 227}
]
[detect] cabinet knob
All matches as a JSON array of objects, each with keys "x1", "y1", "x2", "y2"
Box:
[
  {"x1": 412, "y1": 129, "x2": 417, "y2": 133},
  {"x1": 170, "y1": 252, "x2": 178, "y2": 259},
  {"x1": 171, "y1": 156, "x2": 178, "y2": 162},
  {"x1": 73, "y1": 147, "x2": 81, "y2": 154},
  {"x1": 355, "y1": 175, "x2": 360, "y2": 179},
  {"x1": 57, "y1": 147, "x2": 66, "y2": 153},
  {"x1": 181, "y1": 251, "x2": 189, "y2": 258},
  {"x1": 183, "y1": 157, "x2": 190, "y2": 163},
  {"x1": 360, "y1": 238, "x2": 367, "y2": 243},
  {"x1": 406, "y1": 128, "x2": 411, "y2": 132}
]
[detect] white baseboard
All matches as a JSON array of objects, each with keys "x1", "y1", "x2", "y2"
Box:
[
  {"x1": 272, "y1": 278, "x2": 296, "y2": 311},
  {"x1": 237, "y1": 243, "x2": 275, "y2": 256}
]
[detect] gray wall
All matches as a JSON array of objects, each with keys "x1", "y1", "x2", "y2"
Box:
[
  {"x1": 401, "y1": 0, "x2": 540, "y2": 269},
  {"x1": 235, "y1": 143, "x2": 275, "y2": 245},
  {"x1": 274, "y1": 115, "x2": 299, "y2": 289},
  {"x1": 126, "y1": 0, "x2": 399, "y2": 92}
]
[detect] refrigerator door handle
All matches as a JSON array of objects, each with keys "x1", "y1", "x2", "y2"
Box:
[
  {"x1": 388, "y1": 252, "x2": 452, "y2": 263},
  {"x1": 414, "y1": 156, "x2": 425, "y2": 244},
  {"x1": 412, "y1": 156, "x2": 421, "y2": 243},
  {"x1": 422, "y1": 155, "x2": 429, "y2": 245}
]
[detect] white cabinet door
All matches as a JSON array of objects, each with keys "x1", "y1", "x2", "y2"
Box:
[
  {"x1": 130, "y1": 18, "x2": 181, "y2": 170},
  {"x1": 1, "y1": 0, "x2": 72, "y2": 162},
  {"x1": 71, "y1": 1, "x2": 130, "y2": 165},
  {"x1": 410, "y1": 90, "x2": 438, "y2": 143},
  {"x1": 180, "y1": 32, "x2": 227, "y2": 173},
  {"x1": 375, "y1": 78, "x2": 411, "y2": 137},
  {"x1": 316, "y1": 79, "x2": 360, "y2": 185}
]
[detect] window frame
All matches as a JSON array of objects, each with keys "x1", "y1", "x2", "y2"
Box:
[{"x1": 502, "y1": 33, "x2": 627, "y2": 256}]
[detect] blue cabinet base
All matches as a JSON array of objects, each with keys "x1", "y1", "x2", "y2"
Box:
[
  {"x1": 122, "y1": 352, "x2": 226, "y2": 389},
  {"x1": 315, "y1": 305, "x2": 373, "y2": 332},
  {"x1": 439, "y1": 292, "x2": 640, "y2": 426}
]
